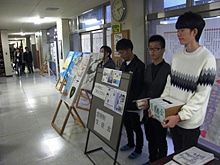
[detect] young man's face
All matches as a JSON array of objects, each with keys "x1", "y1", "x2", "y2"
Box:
[
  {"x1": 148, "y1": 41, "x2": 164, "y2": 62},
  {"x1": 177, "y1": 28, "x2": 197, "y2": 45},
  {"x1": 118, "y1": 49, "x2": 131, "y2": 61}
]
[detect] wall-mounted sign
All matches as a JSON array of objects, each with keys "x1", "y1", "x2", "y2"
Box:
[{"x1": 112, "y1": 23, "x2": 121, "y2": 33}]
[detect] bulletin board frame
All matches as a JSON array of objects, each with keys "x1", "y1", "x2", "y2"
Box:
[
  {"x1": 111, "y1": 29, "x2": 129, "y2": 69},
  {"x1": 85, "y1": 68, "x2": 132, "y2": 165}
]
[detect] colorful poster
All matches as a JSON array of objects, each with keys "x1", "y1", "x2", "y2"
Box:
[
  {"x1": 61, "y1": 53, "x2": 90, "y2": 106},
  {"x1": 60, "y1": 52, "x2": 82, "y2": 80},
  {"x1": 94, "y1": 108, "x2": 114, "y2": 141}
]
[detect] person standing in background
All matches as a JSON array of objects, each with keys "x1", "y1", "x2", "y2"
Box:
[
  {"x1": 137, "y1": 35, "x2": 170, "y2": 165},
  {"x1": 98, "y1": 45, "x2": 115, "y2": 69},
  {"x1": 159, "y1": 11, "x2": 216, "y2": 152},
  {"x1": 19, "y1": 46, "x2": 26, "y2": 74},
  {"x1": 116, "y1": 38, "x2": 145, "y2": 159},
  {"x1": 23, "y1": 46, "x2": 34, "y2": 73}
]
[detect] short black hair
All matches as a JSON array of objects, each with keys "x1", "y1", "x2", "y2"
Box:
[
  {"x1": 148, "y1": 35, "x2": 165, "y2": 48},
  {"x1": 100, "y1": 45, "x2": 112, "y2": 57},
  {"x1": 175, "y1": 11, "x2": 205, "y2": 42},
  {"x1": 116, "y1": 38, "x2": 133, "y2": 52}
]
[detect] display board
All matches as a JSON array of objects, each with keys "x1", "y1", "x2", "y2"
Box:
[
  {"x1": 87, "y1": 68, "x2": 132, "y2": 151},
  {"x1": 156, "y1": 17, "x2": 220, "y2": 156}
]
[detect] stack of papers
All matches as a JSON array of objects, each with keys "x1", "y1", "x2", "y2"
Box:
[{"x1": 172, "y1": 146, "x2": 214, "y2": 165}]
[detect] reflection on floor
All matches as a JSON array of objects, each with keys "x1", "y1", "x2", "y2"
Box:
[{"x1": 0, "y1": 72, "x2": 174, "y2": 165}]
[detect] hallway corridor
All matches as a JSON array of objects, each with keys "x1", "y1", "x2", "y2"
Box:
[{"x1": 0, "y1": 72, "x2": 173, "y2": 165}]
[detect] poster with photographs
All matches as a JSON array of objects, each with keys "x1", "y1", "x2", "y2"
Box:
[
  {"x1": 101, "y1": 68, "x2": 122, "y2": 87},
  {"x1": 104, "y1": 86, "x2": 126, "y2": 115}
]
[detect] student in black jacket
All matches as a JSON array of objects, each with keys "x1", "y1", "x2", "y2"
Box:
[
  {"x1": 23, "y1": 47, "x2": 34, "y2": 73},
  {"x1": 137, "y1": 35, "x2": 170, "y2": 165},
  {"x1": 116, "y1": 38, "x2": 145, "y2": 159}
]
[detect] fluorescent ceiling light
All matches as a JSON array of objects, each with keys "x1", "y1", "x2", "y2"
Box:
[
  {"x1": 21, "y1": 16, "x2": 59, "y2": 24},
  {"x1": 20, "y1": 32, "x2": 25, "y2": 36}
]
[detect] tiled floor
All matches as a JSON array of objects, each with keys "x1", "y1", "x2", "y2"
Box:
[{"x1": 0, "y1": 71, "x2": 174, "y2": 165}]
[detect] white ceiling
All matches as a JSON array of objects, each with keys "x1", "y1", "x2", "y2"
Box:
[{"x1": 0, "y1": 0, "x2": 109, "y2": 36}]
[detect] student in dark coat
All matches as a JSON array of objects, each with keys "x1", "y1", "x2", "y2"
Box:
[
  {"x1": 137, "y1": 35, "x2": 170, "y2": 165},
  {"x1": 23, "y1": 47, "x2": 34, "y2": 73},
  {"x1": 116, "y1": 38, "x2": 145, "y2": 160}
]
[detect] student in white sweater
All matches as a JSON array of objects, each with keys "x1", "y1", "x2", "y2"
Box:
[{"x1": 159, "y1": 11, "x2": 216, "y2": 152}]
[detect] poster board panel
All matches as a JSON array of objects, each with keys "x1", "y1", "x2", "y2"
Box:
[{"x1": 87, "y1": 68, "x2": 132, "y2": 151}]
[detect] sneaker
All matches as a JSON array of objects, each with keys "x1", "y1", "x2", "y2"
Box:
[
  {"x1": 128, "y1": 151, "x2": 142, "y2": 159},
  {"x1": 120, "y1": 145, "x2": 134, "y2": 151}
]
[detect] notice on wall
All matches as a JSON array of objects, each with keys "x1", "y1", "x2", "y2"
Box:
[
  {"x1": 200, "y1": 59, "x2": 220, "y2": 148},
  {"x1": 113, "y1": 33, "x2": 122, "y2": 57},
  {"x1": 156, "y1": 17, "x2": 220, "y2": 63},
  {"x1": 94, "y1": 108, "x2": 114, "y2": 141},
  {"x1": 201, "y1": 18, "x2": 220, "y2": 59}
]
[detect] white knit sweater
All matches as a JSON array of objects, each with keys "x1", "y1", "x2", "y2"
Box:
[{"x1": 161, "y1": 46, "x2": 216, "y2": 129}]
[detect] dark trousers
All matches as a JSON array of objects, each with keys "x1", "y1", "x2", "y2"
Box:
[
  {"x1": 145, "y1": 118, "x2": 167, "y2": 162},
  {"x1": 124, "y1": 111, "x2": 143, "y2": 154},
  {"x1": 170, "y1": 125, "x2": 200, "y2": 152},
  {"x1": 22, "y1": 63, "x2": 25, "y2": 72},
  {"x1": 27, "y1": 62, "x2": 34, "y2": 73}
]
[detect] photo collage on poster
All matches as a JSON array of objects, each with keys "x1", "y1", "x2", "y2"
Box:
[{"x1": 92, "y1": 68, "x2": 127, "y2": 115}]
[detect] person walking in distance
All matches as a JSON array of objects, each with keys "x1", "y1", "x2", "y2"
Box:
[
  {"x1": 23, "y1": 46, "x2": 34, "y2": 73},
  {"x1": 14, "y1": 48, "x2": 22, "y2": 76}
]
